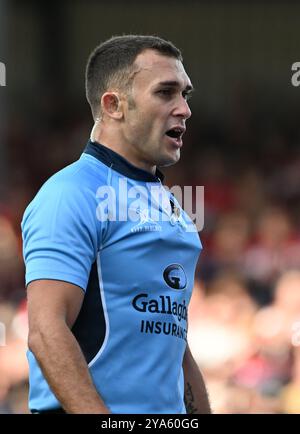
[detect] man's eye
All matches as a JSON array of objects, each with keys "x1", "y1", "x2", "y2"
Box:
[
  {"x1": 183, "y1": 92, "x2": 192, "y2": 101},
  {"x1": 157, "y1": 89, "x2": 173, "y2": 97}
]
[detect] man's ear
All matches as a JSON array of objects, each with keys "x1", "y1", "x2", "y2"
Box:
[{"x1": 101, "y1": 92, "x2": 124, "y2": 120}]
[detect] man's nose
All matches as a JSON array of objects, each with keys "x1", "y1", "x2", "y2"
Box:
[{"x1": 173, "y1": 97, "x2": 192, "y2": 120}]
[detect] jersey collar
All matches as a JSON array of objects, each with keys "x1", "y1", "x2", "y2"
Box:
[{"x1": 84, "y1": 140, "x2": 164, "y2": 183}]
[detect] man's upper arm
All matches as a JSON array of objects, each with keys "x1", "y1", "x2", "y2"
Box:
[
  {"x1": 27, "y1": 280, "x2": 85, "y2": 336},
  {"x1": 22, "y1": 178, "x2": 99, "y2": 291}
]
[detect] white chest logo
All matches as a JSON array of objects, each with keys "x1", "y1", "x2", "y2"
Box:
[{"x1": 130, "y1": 208, "x2": 162, "y2": 233}]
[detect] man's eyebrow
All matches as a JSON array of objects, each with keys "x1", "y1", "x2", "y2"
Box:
[{"x1": 156, "y1": 81, "x2": 194, "y2": 92}]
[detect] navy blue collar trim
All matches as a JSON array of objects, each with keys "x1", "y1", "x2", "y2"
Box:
[{"x1": 84, "y1": 140, "x2": 164, "y2": 183}]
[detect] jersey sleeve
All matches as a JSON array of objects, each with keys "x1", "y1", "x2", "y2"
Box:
[{"x1": 21, "y1": 180, "x2": 99, "y2": 291}]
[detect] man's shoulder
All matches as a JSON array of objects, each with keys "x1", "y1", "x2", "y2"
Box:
[
  {"x1": 47, "y1": 153, "x2": 109, "y2": 189},
  {"x1": 33, "y1": 154, "x2": 109, "y2": 200},
  {"x1": 23, "y1": 154, "x2": 109, "y2": 219}
]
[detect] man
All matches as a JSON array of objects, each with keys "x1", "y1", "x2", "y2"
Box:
[{"x1": 22, "y1": 35, "x2": 211, "y2": 414}]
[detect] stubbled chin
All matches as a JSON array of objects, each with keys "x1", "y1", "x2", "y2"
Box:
[{"x1": 158, "y1": 149, "x2": 180, "y2": 167}]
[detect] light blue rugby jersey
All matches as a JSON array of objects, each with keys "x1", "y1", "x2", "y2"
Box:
[{"x1": 22, "y1": 140, "x2": 202, "y2": 414}]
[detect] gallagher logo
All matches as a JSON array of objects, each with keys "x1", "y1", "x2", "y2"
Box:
[{"x1": 163, "y1": 264, "x2": 187, "y2": 290}]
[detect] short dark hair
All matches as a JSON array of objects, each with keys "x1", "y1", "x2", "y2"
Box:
[{"x1": 85, "y1": 35, "x2": 183, "y2": 119}]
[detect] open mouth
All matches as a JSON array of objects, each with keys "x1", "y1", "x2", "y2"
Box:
[{"x1": 165, "y1": 126, "x2": 185, "y2": 145}]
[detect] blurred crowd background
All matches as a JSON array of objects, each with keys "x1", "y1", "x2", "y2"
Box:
[{"x1": 0, "y1": 0, "x2": 300, "y2": 413}]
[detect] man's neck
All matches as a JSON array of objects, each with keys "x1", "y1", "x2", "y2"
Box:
[{"x1": 91, "y1": 126, "x2": 156, "y2": 175}]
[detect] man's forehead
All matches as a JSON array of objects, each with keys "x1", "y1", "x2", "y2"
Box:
[{"x1": 132, "y1": 49, "x2": 192, "y2": 88}]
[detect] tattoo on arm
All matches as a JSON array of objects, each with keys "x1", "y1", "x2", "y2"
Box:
[{"x1": 184, "y1": 382, "x2": 198, "y2": 414}]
